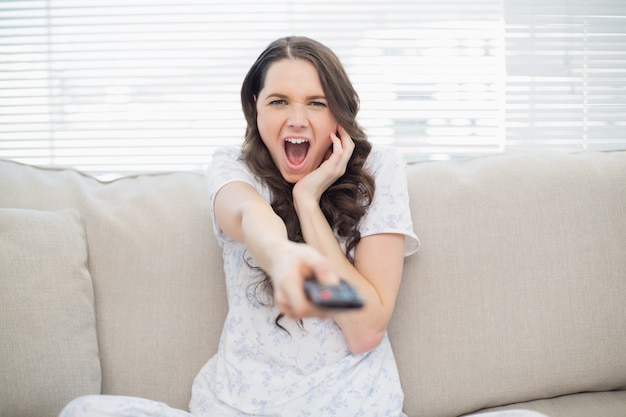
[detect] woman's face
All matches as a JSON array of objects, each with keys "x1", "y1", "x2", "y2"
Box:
[{"x1": 256, "y1": 58, "x2": 338, "y2": 183}]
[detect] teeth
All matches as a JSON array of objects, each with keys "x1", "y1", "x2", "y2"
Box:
[{"x1": 285, "y1": 138, "x2": 309, "y2": 144}]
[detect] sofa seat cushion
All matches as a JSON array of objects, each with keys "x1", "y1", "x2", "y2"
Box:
[
  {"x1": 0, "y1": 208, "x2": 101, "y2": 417},
  {"x1": 470, "y1": 390, "x2": 626, "y2": 417}
]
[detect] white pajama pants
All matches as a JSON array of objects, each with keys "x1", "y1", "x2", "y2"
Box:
[{"x1": 58, "y1": 395, "x2": 549, "y2": 417}]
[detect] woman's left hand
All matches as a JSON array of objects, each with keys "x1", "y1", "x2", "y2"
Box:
[{"x1": 293, "y1": 125, "x2": 355, "y2": 203}]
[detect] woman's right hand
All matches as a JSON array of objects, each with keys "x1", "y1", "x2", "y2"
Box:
[
  {"x1": 269, "y1": 241, "x2": 339, "y2": 319},
  {"x1": 214, "y1": 180, "x2": 339, "y2": 320}
]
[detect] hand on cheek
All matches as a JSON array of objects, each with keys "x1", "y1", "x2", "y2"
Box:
[
  {"x1": 293, "y1": 126, "x2": 354, "y2": 204},
  {"x1": 324, "y1": 144, "x2": 333, "y2": 161},
  {"x1": 330, "y1": 125, "x2": 354, "y2": 168}
]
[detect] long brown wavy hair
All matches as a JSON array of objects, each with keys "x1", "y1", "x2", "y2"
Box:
[{"x1": 239, "y1": 36, "x2": 375, "y2": 319}]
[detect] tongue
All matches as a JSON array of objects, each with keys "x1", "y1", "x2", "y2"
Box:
[{"x1": 285, "y1": 142, "x2": 309, "y2": 166}]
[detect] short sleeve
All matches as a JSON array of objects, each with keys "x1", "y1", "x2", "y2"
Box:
[
  {"x1": 205, "y1": 147, "x2": 259, "y2": 243},
  {"x1": 360, "y1": 146, "x2": 420, "y2": 256}
]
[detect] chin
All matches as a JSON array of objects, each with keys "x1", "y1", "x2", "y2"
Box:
[
  {"x1": 279, "y1": 164, "x2": 309, "y2": 184},
  {"x1": 279, "y1": 170, "x2": 300, "y2": 184}
]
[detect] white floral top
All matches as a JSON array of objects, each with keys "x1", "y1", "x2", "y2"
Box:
[{"x1": 191, "y1": 145, "x2": 419, "y2": 417}]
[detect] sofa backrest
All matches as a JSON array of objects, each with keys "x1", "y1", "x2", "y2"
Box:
[
  {"x1": 0, "y1": 162, "x2": 227, "y2": 412},
  {"x1": 390, "y1": 150, "x2": 626, "y2": 416}
]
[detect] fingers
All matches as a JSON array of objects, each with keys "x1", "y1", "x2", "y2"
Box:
[
  {"x1": 274, "y1": 288, "x2": 302, "y2": 319},
  {"x1": 326, "y1": 126, "x2": 354, "y2": 178},
  {"x1": 282, "y1": 274, "x2": 310, "y2": 317},
  {"x1": 271, "y1": 244, "x2": 338, "y2": 320},
  {"x1": 311, "y1": 261, "x2": 339, "y2": 287},
  {"x1": 332, "y1": 125, "x2": 355, "y2": 159},
  {"x1": 336, "y1": 125, "x2": 355, "y2": 150},
  {"x1": 275, "y1": 282, "x2": 315, "y2": 320}
]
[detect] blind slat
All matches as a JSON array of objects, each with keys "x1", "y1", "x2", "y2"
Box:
[{"x1": 1, "y1": 0, "x2": 625, "y2": 176}]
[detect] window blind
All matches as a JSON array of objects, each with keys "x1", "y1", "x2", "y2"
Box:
[
  {"x1": 1, "y1": 0, "x2": 502, "y2": 176},
  {"x1": 504, "y1": 0, "x2": 626, "y2": 151},
  {"x1": 1, "y1": 1, "x2": 624, "y2": 177}
]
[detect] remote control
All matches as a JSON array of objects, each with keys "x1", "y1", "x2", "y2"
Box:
[{"x1": 304, "y1": 278, "x2": 364, "y2": 310}]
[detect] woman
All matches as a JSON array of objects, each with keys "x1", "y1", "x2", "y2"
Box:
[
  {"x1": 190, "y1": 35, "x2": 419, "y2": 416},
  {"x1": 59, "y1": 36, "x2": 545, "y2": 417}
]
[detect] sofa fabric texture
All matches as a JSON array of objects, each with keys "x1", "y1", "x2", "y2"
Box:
[
  {"x1": 0, "y1": 208, "x2": 100, "y2": 417},
  {"x1": 1, "y1": 150, "x2": 625, "y2": 417},
  {"x1": 395, "y1": 151, "x2": 626, "y2": 416}
]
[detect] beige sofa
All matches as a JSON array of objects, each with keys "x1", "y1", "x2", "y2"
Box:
[{"x1": 1, "y1": 150, "x2": 625, "y2": 417}]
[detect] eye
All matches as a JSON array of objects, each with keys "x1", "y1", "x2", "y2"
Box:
[
  {"x1": 269, "y1": 99, "x2": 287, "y2": 106},
  {"x1": 310, "y1": 101, "x2": 327, "y2": 107}
]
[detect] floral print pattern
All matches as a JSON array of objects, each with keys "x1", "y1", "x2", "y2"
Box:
[{"x1": 192, "y1": 145, "x2": 419, "y2": 416}]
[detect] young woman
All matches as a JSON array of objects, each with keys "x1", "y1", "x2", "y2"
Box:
[
  {"x1": 59, "y1": 36, "x2": 546, "y2": 417},
  {"x1": 190, "y1": 35, "x2": 419, "y2": 416}
]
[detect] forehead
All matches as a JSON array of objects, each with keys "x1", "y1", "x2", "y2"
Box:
[{"x1": 261, "y1": 58, "x2": 323, "y2": 94}]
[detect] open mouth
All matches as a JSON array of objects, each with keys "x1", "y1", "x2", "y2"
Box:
[{"x1": 284, "y1": 138, "x2": 310, "y2": 167}]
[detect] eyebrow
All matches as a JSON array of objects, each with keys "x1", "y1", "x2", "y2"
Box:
[{"x1": 264, "y1": 93, "x2": 327, "y2": 101}]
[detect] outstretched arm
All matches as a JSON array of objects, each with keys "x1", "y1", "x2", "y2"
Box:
[{"x1": 213, "y1": 181, "x2": 339, "y2": 318}]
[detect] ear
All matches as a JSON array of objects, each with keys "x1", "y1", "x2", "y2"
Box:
[{"x1": 253, "y1": 94, "x2": 257, "y2": 102}]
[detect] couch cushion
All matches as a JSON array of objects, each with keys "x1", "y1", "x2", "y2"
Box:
[
  {"x1": 0, "y1": 208, "x2": 101, "y2": 417},
  {"x1": 391, "y1": 150, "x2": 626, "y2": 417},
  {"x1": 472, "y1": 390, "x2": 626, "y2": 417},
  {"x1": 0, "y1": 160, "x2": 227, "y2": 410}
]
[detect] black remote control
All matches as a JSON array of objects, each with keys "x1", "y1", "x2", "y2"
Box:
[{"x1": 304, "y1": 278, "x2": 364, "y2": 310}]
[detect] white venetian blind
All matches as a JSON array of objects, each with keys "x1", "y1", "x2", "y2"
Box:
[
  {"x1": 1, "y1": 0, "x2": 503, "y2": 176},
  {"x1": 504, "y1": 0, "x2": 626, "y2": 151}
]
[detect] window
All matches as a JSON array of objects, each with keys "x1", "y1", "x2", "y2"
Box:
[
  {"x1": 504, "y1": 0, "x2": 626, "y2": 152},
  {"x1": 1, "y1": 0, "x2": 624, "y2": 177}
]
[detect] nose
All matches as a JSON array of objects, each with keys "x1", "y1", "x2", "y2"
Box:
[{"x1": 287, "y1": 104, "x2": 308, "y2": 128}]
